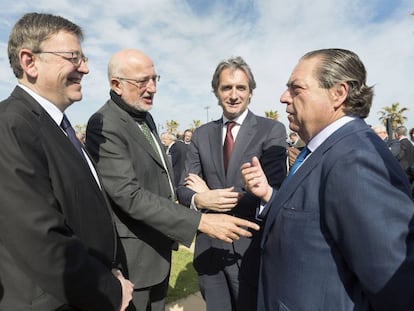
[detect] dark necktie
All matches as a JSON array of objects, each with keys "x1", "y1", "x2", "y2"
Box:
[
  {"x1": 61, "y1": 114, "x2": 87, "y2": 162},
  {"x1": 223, "y1": 121, "x2": 236, "y2": 173},
  {"x1": 285, "y1": 146, "x2": 311, "y2": 183},
  {"x1": 139, "y1": 121, "x2": 159, "y2": 154}
]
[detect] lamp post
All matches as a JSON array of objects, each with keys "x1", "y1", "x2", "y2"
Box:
[{"x1": 204, "y1": 106, "x2": 210, "y2": 123}]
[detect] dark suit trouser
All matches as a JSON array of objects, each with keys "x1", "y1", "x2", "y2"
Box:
[
  {"x1": 127, "y1": 276, "x2": 169, "y2": 311},
  {"x1": 199, "y1": 262, "x2": 239, "y2": 311}
]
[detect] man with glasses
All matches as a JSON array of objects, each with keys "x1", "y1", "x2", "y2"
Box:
[
  {"x1": 86, "y1": 49, "x2": 259, "y2": 311},
  {"x1": 0, "y1": 13, "x2": 134, "y2": 311}
]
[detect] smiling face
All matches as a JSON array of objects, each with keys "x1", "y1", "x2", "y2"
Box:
[
  {"x1": 280, "y1": 56, "x2": 346, "y2": 143},
  {"x1": 31, "y1": 31, "x2": 89, "y2": 111},
  {"x1": 216, "y1": 68, "x2": 251, "y2": 120}
]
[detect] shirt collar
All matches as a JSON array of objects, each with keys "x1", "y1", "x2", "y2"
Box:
[
  {"x1": 222, "y1": 109, "x2": 249, "y2": 126},
  {"x1": 18, "y1": 84, "x2": 64, "y2": 126},
  {"x1": 307, "y1": 115, "x2": 356, "y2": 152}
]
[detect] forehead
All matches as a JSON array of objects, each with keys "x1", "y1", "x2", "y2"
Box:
[
  {"x1": 219, "y1": 68, "x2": 248, "y2": 84},
  {"x1": 125, "y1": 56, "x2": 155, "y2": 75},
  {"x1": 41, "y1": 30, "x2": 81, "y2": 48},
  {"x1": 288, "y1": 57, "x2": 320, "y2": 85}
]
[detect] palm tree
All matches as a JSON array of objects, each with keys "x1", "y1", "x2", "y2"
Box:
[
  {"x1": 165, "y1": 120, "x2": 179, "y2": 134},
  {"x1": 190, "y1": 120, "x2": 202, "y2": 131},
  {"x1": 378, "y1": 102, "x2": 408, "y2": 131},
  {"x1": 264, "y1": 110, "x2": 279, "y2": 120}
]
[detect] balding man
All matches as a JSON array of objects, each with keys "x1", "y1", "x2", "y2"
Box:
[{"x1": 86, "y1": 49, "x2": 259, "y2": 311}]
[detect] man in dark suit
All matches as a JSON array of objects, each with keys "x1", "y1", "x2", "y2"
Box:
[
  {"x1": 176, "y1": 56, "x2": 287, "y2": 311},
  {"x1": 160, "y1": 131, "x2": 189, "y2": 188},
  {"x1": 372, "y1": 124, "x2": 401, "y2": 157},
  {"x1": 86, "y1": 49, "x2": 259, "y2": 311},
  {"x1": 0, "y1": 12, "x2": 133, "y2": 311},
  {"x1": 241, "y1": 48, "x2": 414, "y2": 311},
  {"x1": 395, "y1": 126, "x2": 414, "y2": 174}
]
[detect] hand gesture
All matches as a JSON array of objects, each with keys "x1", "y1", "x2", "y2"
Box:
[
  {"x1": 241, "y1": 156, "x2": 273, "y2": 202},
  {"x1": 198, "y1": 213, "x2": 260, "y2": 243}
]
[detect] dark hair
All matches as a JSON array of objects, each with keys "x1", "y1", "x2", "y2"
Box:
[
  {"x1": 211, "y1": 56, "x2": 256, "y2": 96},
  {"x1": 8, "y1": 12, "x2": 83, "y2": 78},
  {"x1": 302, "y1": 48, "x2": 374, "y2": 118}
]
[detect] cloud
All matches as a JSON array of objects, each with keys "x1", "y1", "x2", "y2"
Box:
[{"x1": 0, "y1": 0, "x2": 413, "y2": 132}]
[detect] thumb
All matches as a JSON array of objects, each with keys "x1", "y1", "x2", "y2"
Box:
[{"x1": 252, "y1": 156, "x2": 261, "y2": 168}]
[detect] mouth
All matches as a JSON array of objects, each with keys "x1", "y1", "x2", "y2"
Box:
[{"x1": 68, "y1": 77, "x2": 82, "y2": 84}]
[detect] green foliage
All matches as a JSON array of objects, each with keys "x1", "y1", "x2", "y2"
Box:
[
  {"x1": 167, "y1": 246, "x2": 199, "y2": 304},
  {"x1": 378, "y1": 102, "x2": 408, "y2": 131},
  {"x1": 264, "y1": 110, "x2": 279, "y2": 120}
]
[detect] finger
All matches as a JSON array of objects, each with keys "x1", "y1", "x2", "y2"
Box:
[{"x1": 235, "y1": 218, "x2": 260, "y2": 231}]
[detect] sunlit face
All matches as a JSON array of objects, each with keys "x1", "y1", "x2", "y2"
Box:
[
  {"x1": 34, "y1": 31, "x2": 89, "y2": 111},
  {"x1": 280, "y1": 57, "x2": 338, "y2": 143},
  {"x1": 216, "y1": 68, "x2": 251, "y2": 120},
  {"x1": 117, "y1": 56, "x2": 157, "y2": 112}
]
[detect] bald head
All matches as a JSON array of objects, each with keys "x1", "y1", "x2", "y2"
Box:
[
  {"x1": 108, "y1": 49, "x2": 158, "y2": 111},
  {"x1": 108, "y1": 49, "x2": 154, "y2": 82}
]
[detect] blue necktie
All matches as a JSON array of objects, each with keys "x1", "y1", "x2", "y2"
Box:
[
  {"x1": 285, "y1": 146, "x2": 310, "y2": 183},
  {"x1": 61, "y1": 114, "x2": 87, "y2": 163}
]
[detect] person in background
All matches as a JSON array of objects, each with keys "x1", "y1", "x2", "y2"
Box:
[
  {"x1": 0, "y1": 12, "x2": 133, "y2": 311},
  {"x1": 371, "y1": 124, "x2": 400, "y2": 157},
  {"x1": 183, "y1": 128, "x2": 193, "y2": 144},
  {"x1": 409, "y1": 127, "x2": 414, "y2": 143},
  {"x1": 86, "y1": 49, "x2": 259, "y2": 311},
  {"x1": 241, "y1": 48, "x2": 414, "y2": 311},
  {"x1": 287, "y1": 131, "x2": 305, "y2": 168},
  {"x1": 177, "y1": 56, "x2": 287, "y2": 311},
  {"x1": 160, "y1": 131, "x2": 188, "y2": 188}
]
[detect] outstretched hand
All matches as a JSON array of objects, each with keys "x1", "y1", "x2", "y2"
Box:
[
  {"x1": 199, "y1": 213, "x2": 260, "y2": 243},
  {"x1": 241, "y1": 156, "x2": 273, "y2": 202}
]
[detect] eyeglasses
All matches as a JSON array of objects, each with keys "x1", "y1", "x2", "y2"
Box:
[
  {"x1": 35, "y1": 51, "x2": 88, "y2": 67},
  {"x1": 115, "y1": 75, "x2": 160, "y2": 88}
]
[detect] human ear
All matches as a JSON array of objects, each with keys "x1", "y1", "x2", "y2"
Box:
[{"x1": 19, "y1": 49, "x2": 38, "y2": 78}]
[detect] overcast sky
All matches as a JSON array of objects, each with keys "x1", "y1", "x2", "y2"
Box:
[{"x1": 0, "y1": 0, "x2": 413, "y2": 133}]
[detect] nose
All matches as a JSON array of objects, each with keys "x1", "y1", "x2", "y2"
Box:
[
  {"x1": 77, "y1": 60, "x2": 89, "y2": 74},
  {"x1": 280, "y1": 89, "x2": 290, "y2": 105},
  {"x1": 146, "y1": 78, "x2": 157, "y2": 93},
  {"x1": 230, "y1": 87, "x2": 238, "y2": 100}
]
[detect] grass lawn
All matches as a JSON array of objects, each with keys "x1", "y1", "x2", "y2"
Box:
[{"x1": 166, "y1": 246, "x2": 199, "y2": 304}]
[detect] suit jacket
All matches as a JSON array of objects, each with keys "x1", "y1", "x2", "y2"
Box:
[
  {"x1": 396, "y1": 137, "x2": 414, "y2": 173},
  {"x1": 0, "y1": 87, "x2": 121, "y2": 311},
  {"x1": 86, "y1": 99, "x2": 200, "y2": 288},
  {"x1": 259, "y1": 118, "x2": 414, "y2": 311},
  {"x1": 176, "y1": 110, "x2": 286, "y2": 284},
  {"x1": 168, "y1": 140, "x2": 188, "y2": 188}
]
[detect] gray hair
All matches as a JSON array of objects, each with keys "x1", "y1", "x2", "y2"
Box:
[
  {"x1": 395, "y1": 126, "x2": 408, "y2": 136},
  {"x1": 8, "y1": 12, "x2": 83, "y2": 78},
  {"x1": 302, "y1": 49, "x2": 374, "y2": 118},
  {"x1": 211, "y1": 56, "x2": 256, "y2": 96}
]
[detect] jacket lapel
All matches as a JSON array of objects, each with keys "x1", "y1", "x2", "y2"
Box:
[
  {"x1": 208, "y1": 119, "x2": 226, "y2": 184},
  {"x1": 262, "y1": 119, "x2": 365, "y2": 240}
]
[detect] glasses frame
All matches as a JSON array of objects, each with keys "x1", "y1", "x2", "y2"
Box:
[
  {"x1": 115, "y1": 75, "x2": 160, "y2": 88},
  {"x1": 35, "y1": 51, "x2": 88, "y2": 67}
]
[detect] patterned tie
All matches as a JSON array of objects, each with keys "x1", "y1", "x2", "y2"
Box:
[
  {"x1": 223, "y1": 121, "x2": 236, "y2": 173},
  {"x1": 285, "y1": 146, "x2": 311, "y2": 183},
  {"x1": 61, "y1": 114, "x2": 87, "y2": 162},
  {"x1": 139, "y1": 121, "x2": 159, "y2": 153}
]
